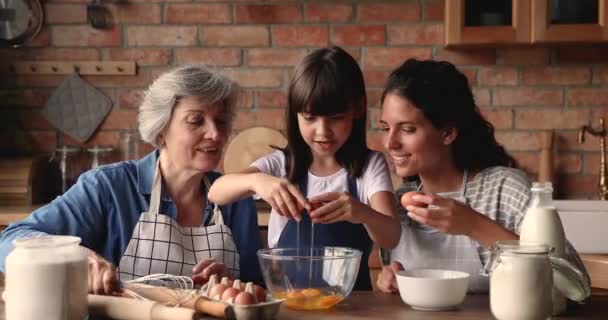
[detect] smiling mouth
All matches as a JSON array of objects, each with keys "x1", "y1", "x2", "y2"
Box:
[
  {"x1": 197, "y1": 146, "x2": 219, "y2": 153},
  {"x1": 390, "y1": 154, "x2": 409, "y2": 163}
]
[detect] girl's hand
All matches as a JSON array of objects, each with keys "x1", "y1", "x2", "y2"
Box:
[
  {"x1": 308, "y1": 192, "x2": 365, "y2": 224},
  {"x1": 404, "y1": 194, "x2": 479, "y2": 236},
  {"x1": 192, "y1": 259, "x2": 229, "y2": 285},
  {"x1": 376, "y1": 261, "x2": 404, "y2": 294},
  {"x1": 86, "y1": 248, "x2": 121, "y2": 295},
  {"x1": 253, "y1": 174, "x2": 310, "y2": 221}
]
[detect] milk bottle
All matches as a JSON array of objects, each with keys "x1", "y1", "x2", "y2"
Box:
[
  {"x1": 519, "y1": 182, "x2": 566, "y2": 315},
  {"x1": 5, "y1": 236, "x2": 88, "y2": 320}
]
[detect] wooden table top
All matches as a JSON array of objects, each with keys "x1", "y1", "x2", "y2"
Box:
[{"x1": 1, "y1": 274, "x2": 607, "y2": 320}]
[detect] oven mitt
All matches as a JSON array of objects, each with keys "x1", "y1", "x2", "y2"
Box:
[{"x1": 42, "y1": 73, "x2": 113, "y2": 142}]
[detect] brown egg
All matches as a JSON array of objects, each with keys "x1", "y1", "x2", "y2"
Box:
[
  {"x1": 208, "y1": 284, "x2": 227, "y2": 300},
  {"x1": 253, "y1": 285, "x2": 266, "y2": 302},
  {"x1": 234, "y1": 291, "x2": 255, "y2": 305},
  {"x1": 400, "y1": 191, "x2": 428, "y2": 209},
  {"x1": 221, "y1": 287, "x2": 241, "y2": 303}
]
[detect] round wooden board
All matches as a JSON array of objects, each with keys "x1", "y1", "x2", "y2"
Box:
[{"x1": 223, "y1": 127, "x2": 287, "y2": 174}]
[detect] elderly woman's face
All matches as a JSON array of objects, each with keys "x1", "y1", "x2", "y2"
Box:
[
  {"x1": 161, "y1": 96, "x2": 230, "y2": 173},
  {"x1": 380, "y1": 93, "x2": 453, "y2": 178}
]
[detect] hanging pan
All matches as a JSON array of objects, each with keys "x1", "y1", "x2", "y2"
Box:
[{"x1": 0, "y1": 0, "x2": 43, "y2": 48}]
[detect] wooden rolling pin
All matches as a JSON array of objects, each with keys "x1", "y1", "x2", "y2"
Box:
[
  {"x1": 538, "y1": 130, "x2": 554, "y2": 184},
  {"x1": 89, "y1": 294, "x2": 198, "y2": 320}
]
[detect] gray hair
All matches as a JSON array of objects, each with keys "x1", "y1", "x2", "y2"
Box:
[{"x1": 138, "y1": 65, "x2": 239, "y2": 148}]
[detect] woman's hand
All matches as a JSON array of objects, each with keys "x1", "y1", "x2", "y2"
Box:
[
  {"x1": 253, "y1": 173, "x2": 310, "y2": 221},
  {"x1": 308, "y1": 192, "x2": 366, "y2": 224},
  {"x1": 376, "y1": 261, "x2": 404, "y2": 294},
  {"x1": 192, "y1": 259, "x2": 229, "y2": 285},
  {"x1": 86, "y1": 248, "x2": 121, "y2": 295},
  {"x1": 404, "y1": 194, "x2": 479, "y2": 236}
]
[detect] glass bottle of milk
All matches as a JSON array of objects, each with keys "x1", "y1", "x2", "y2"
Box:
[{"x1": 519, "y1": 182, "x2": 567, "y2": 315}]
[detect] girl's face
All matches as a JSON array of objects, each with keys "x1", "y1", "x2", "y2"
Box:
[
  {"x1": 379, "y1": 93, "x2": 455, "y2": 178},
  {"x1": 297, "y1": 110, "x2": 354, "y2": 158},
  {"x1": 161, "y1": 96, "x2": 230, "y2": 173}
]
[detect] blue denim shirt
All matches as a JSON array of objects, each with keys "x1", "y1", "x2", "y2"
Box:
[{"x1": 0, "y1": 151, "x2": 262, "y2": 283}]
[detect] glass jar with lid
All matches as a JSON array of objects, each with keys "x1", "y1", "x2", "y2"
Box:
[{"x1": 482, "y1": 240, "x2": 590, "y2": 320}]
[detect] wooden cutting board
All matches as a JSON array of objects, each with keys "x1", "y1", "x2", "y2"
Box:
[{"x1": 223, "y1": 127, "x2": 287, "y2": 174}]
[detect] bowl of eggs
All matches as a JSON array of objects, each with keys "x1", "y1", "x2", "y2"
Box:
[
  {"x1": 395, "y1": 269, "x2": 469, "y2": 311},
  {"x1": 257, "y1": 246, "x2": 361, "y2": 310}
]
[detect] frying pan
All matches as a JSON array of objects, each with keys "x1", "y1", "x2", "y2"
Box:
[{"x1": 0, "y1": 0, "x2": 43, "y2": 48}]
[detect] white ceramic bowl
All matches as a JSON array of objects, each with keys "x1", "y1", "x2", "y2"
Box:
[{"x1": 395, "y1": 269, "x2": 470, "y2": 311}]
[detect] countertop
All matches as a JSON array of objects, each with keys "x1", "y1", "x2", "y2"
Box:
[{"x1": 0, "y1": 273, "x2": 607, "y2": 320}]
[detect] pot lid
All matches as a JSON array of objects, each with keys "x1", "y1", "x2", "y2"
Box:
[
  {"x1": 0, "y1": 0, "x2": 43, "y2": 47},
  {"x1": 551, "y1": 257, "x2": 591, "y2": 302}
]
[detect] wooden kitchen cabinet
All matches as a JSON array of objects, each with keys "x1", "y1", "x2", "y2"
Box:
[
  {"x1": 531, "y1": 0, "x2": 608, "y2": 43},
  {"x1": 446, "y1": 0, "x2": 608, "y2": 47},
  {"x1": 445, "y1": 0, "x2": 531, "y2": 47}
]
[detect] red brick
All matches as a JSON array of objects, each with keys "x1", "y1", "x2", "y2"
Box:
[
  {"x1": 17, "y1": 48, "x2": 100, "y2": 61},
  {"x1": 273, "y1": 26, "x2": 328, "y2": 47},
  {"x1": 234, "y1": 109, "x2": 286, "y2": 131},
  {"x1": 367, "y1": 89, "x2": 384, "y2": 109},
  {"x1": 515, "y1": 109, "x2": 588, "y2": 130},
  {"x1": 567, "y1": 88, "x2": 608, "y2": 107},
  {"x1": 166, "y1": 4, "x2": 230, "y2": 24},
  {"x1": 495, "y1": 131, "x2": 539, "y2": 151},
  {"x1": 44, "y1": 4, "x2": 86, "y2": 23},
  {"x1": 332, "y1": 25, "x2": 386, "y2": 46},
  {"x1": 28, "y1": 131, "x2": 58, "y2": 154},
  {"x1": 24, "y1": 27, "x2": 50, "y2": 48},
  {"x1": 514, "y1": 153, "x2": 582, "y2": 176},
  {"x1": 480, "y1": 108, "x2": 513, "y2": 129},
  {"x1": 229, "y1": 69, "x2": 283, "y2": 88},
  {"x1": 359, "y1": 3, "x2": 421, "y2": 22},
  {"x1": 424, "y1": 0, "x2": 444, "y2": 21},
  {"x1": 99, "y1": 110, "x2": 138, "y2": 130},
  {"x1": 306, "y1": 4, "x2": 353, "y2": 22},
  {"x1": 591, "y1": 108, "x2": 608, "y2": 125},
  {"x1": 583, "y1": 153, "x2": 602, "y2": 175},
  {"x1": 118, "y1": 90, "x2": 145, "y2": 109},
  {"x1": 556, "y1": 131, "x2": 601, "y2": 152},
  {"x1": 494, "y1": 88, "x2": 563, "y2": 107},
  {"x1": 434, "y1": 48, "x2": 496, "y2": 65},
  {"x1": 364, "y1": 48, "x2": 432, "y2": 68},
  {"x1": 82, "y1": 71, "x2": 149, "y2": 88},
  {"x1": 203, "y1": 26, "x2": 269, "y2": 47},
  {"x1": 556, "y1": 46, "x2": 608, "y2": 64},
  {"x1": 256, "y1": 90, "x2": 287, "y2": 108},
  {"x1": 52, "y1": 26, "x2": 121, "y2": 47},
  {"x1": 236, "y1": 4, "x2": 302, "y2": 23},
  {"x1": 592, "y1": 66, "x2": 608, "y2": 84},
  {"x1": 559, "y1": 175, "x2": 598, "y2": 199},
  {"x1": 388, "y1": 24, "x2": 443, "y2": 45},
  {"x1": 107, "y1": 48, "x2": 171, "y2": 66},
  {"x1": 5, "y1": 89, "x2": 52, "y2": 107},
  {"x1": 343, "y1": 47, "x2": 362, "y2": 62},
  {"x1": 363, "y1": 69, "x2": 391, "y2": 88},
  {"x1": 498, "y1": 47, "x2": 550, "y2": 66},
  {"x1": 461, "y1": 68, "x2": 478, "y2": 86},
  {"x1": 236, "y1": 90, "x2": 254, "y2": 109},
  {"x1": 127, "y1": 26, "x2": 196, "y2": 46},
  {"x1": 64, "y1": 131, "x2": 121, "y2": 149},
  {"x1": 366, "y1": 130, "x2": 385, "y2": 152},
  {"x1": 522, "y1": 67, "x2": 591, "y2": 85},
  {"x1": 246, "y1": 49, "x2": 307, "y2": 67},
  {"x1": 175, "y1": 48, "x2": 242, "y2": 66},
  {"x1": 368, "y1": 107, "x2": 382, "y2": 129},
  {"x1": 511, "y1": 152, "x2": 537, "y2": 177},
  {"x1": 478, "y1": 67, "x2": 518, "y2": 86},
  {"x1": 473, "y1": 88, "x2": 491, "y2": 106},
  {"x1": 108, "y1": 4, "x2": 161, "y2": 24},
  {"x1": 20, "y1": 111, "x2": 53, "y2": 130},
  {"x1": 16, "y1": 75, "x2": 66, "y2": 88}
]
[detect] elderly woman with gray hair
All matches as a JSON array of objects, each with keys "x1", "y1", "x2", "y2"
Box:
[{"x1": 0, "y1": 65, "x2": 262, "y2": 294}]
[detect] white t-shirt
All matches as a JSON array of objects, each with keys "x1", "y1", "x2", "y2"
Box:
[{"x1": 252, "y1": 150, "x2": 394, "y2": 248}]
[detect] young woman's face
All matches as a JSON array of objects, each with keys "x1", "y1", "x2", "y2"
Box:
[
  {"x1": 161, "y1": 96, "x2": 230, "y2": 173},
  {"x1": 379, "y1": 93, "x2": 453, "y2": 178},
  {"x1": 297, "y1": 110, "x2": 354, "y2": 158}
]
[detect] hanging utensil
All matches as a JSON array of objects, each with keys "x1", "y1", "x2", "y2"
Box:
[
  {"x1": 87, "y1": 0, "x2": 110, "y2": 29},
  {"x1": 0, "y1": 0, "x2": 43, "y2": 48}
]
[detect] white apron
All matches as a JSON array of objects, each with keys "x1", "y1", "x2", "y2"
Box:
[
  {"x1": 391, "y1": 171, "x2": 488, "y2": 292},
  {"x1": 118, "y1": 161, "x2": 240, "y2": 280}
]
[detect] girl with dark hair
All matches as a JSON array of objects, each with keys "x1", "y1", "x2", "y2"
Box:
[
  {"x1": 376, "y1": 59, "x2": 588, "y2": 294},
  {"x1": 209, "y1": 46, "x2": 400, "y2": 290}
]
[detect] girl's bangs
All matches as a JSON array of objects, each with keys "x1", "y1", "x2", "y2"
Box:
[{"x1": 294, "y1": 67, "x2": 351, "y2": 116}]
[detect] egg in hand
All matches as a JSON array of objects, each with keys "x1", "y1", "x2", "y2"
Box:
[{"x1": 400, "y1": 191, "x2": 428, "y2": 209}]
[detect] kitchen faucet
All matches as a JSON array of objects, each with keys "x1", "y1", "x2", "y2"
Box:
[{"x1": 579, "y1": 118, "x2": 608, "y2": 200}]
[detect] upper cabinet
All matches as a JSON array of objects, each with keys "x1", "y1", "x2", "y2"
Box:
[
  {"x1": 445, "y1": 0, "x2": 531, "y2": 47},
  {"x1": 531, "y1": 0, "x2": 608, "y2": 43},
  {"x1": 445, "y1": 0, "x2": 608, "y2": 47}
]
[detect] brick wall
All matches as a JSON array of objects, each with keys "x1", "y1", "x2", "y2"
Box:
[{"x1": 1, "y1": 0, "x2": 607, "y2": 199}]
